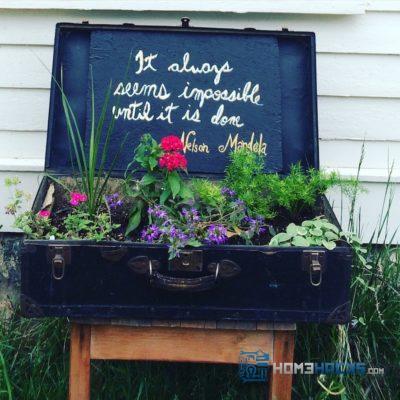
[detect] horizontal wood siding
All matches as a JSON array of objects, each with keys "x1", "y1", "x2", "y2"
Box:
[{"x1": 0, "y1": 7, "x2": 399, "y2": 242}]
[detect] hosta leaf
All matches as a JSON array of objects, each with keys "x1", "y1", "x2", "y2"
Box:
[
  {"x1": 286, "y1": 223, "x2": 299, "y2": 235},
  {"x1": 324, "y1": 231, "x2": 339, "y2": 241},
  {"x1": 322, "y1": 240, "x2": 336, "y2": 250},
  {"x1": 274, "y1": 232, "x2": 293, "y2": 242},
  {"x1": 297, "y1": 227, "x2": 308, "y2": 236},
  {"x1": 292, "y1": 236, "x2": 310, "y2": 247},
  {"x1": 310, "y1": 228, "x2": 323, "y2": 237},
  {"x1": 321, "y1": 221, "x2": 340, "y2": 233}
]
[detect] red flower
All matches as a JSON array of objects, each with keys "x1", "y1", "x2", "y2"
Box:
[
  {"x1": 160, "y1": 135, "x2": 183, "y2": 152},
  {"x1": 159, "y1": 152, "x2": 187, "y2": 172},
  {"x1": 38, "y1": 210, "x2": 51, "y2": 218}
]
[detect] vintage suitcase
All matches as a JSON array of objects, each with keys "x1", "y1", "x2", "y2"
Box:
[{"x1": 21, "y1": 21, "x2": 352, "y2": 323}]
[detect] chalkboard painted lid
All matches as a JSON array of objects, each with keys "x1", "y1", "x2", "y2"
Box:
[{"x1": 45, "y1": 22, "x2": 319, "y2": 176}]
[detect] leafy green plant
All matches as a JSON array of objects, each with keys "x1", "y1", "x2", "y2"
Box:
[
  {"x1": 224, "y1": 148, "x2": 276, "y2": 219},
  {"x1": 14, "y1": 212, "x2": 58, "y2": 240},
  {"x1": 61, "y1": 211, "x2": 120, "y2": 241},
  {"x1": 269, "y1": 217, "x2": 342, "y2": 250},
  {"x1": 263, "y1": 163, "x2": 339, "y2": 220},
  {"x1": 224, "y1": 149, "x2": 342, "y2": 221},
  {"x1": 124, "y1": 134, "x2": 193, "y2": 234},
  {"x1": 4, "y1": 177, "x2": 30, "y2": 216},
  {"x1": 191, "y1": 179, "x2": 225, "y2": 208},
  {"x1": 56, "y1": 69, "x2": 128, "y2": 217}
]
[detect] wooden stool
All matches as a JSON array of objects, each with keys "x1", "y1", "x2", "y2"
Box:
[{"x1": 69, "y1": 319, "x2": 296, "y2": 400}]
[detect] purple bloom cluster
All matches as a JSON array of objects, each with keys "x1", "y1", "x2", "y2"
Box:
[
  {"x1": 242, "y1": 215, "x2": 267, "y2": 235},
  {"x1": 106, "y1": 193, "x2": 123, "y2": 209},
  {"x1": 221, "y1": 187, "x2": 236, "y2": 197},
  {"x1": 140, "y1": 224, "x2": 162, "y2": 242},
  {"x1": 205, "y1": 224, "x2": 228, "y2": 245},
  {"x1": 148, "y1": 204, "x2": 168, "y2": 220},
  {"x1": 181, "y1": 207, "x2": 200, "y2": 223}
]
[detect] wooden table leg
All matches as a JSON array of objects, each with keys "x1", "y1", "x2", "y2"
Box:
[
  {"x1": 268, "y1": 330, "x2": 295, "y2": 400},
  {"x1": 69, "y1": 324, "x2": 91, "y2": 400}
]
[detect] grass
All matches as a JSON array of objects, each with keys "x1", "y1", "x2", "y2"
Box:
[{"x1": 0, "y1": 316, "x2": 264, "y2": 400}]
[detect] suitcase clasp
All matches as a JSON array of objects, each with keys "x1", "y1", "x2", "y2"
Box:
[
  {"x1": 48, "y1": 245, "x2": 71, "y2": 280},
  {"x1": 302, "y1": 250, "x2": 326, "y2": 287}
]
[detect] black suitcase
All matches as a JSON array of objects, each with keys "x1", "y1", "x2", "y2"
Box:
[{"x1": 21, "y1": 21, "x2": 352, "y2": 323}]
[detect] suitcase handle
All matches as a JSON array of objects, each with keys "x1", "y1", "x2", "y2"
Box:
[{"x1": 149, "y1": 260, "x2": 220, "y2": 292}]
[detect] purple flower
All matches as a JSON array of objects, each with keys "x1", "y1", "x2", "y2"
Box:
[
  {"x1": 140, "y1": 224, "x2": 162, "y2": 242},
  {"x1": 221, "y1": 187, "x2": 236, "y2": 197},
  {"x1": 242, "y1": 215, "x2": 266, "y2": 236},
  {"x1": 106, "y1": 193, "x2": 123, "y2": 209},
  {"x1": 148, "y1": 205, "x2": 168, "y2": 220},
  {"x1": 234, "y1": 199, "x2": 246, "y2": 208},
  {"x1": 181, "y1": 207, "x2": 200, "y2": 223},
  {"x1": 205, "y1": 224, "x2": 228, "y2": 245}
]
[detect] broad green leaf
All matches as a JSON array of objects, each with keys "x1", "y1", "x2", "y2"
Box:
[
  {"x1": 179, "y1": 185, "x2": 194, "y2": 200},
  {"x1": 125, "y1": 209, "x2": 142, "y2": 235},
  {"x1": 321, "y1": 221, "x2": 340, "y2": 234},
  {"x1": 160, "y1": 188, "x2": 171, "y2": 205},
  {"x1": 302, "y1": 220, "x2": 315, "y2": 227},
  {"x1": 168, "y1": 172, "x2": 181, "y2": 198},
  {"x1": 324, "y1": 231, "x2": 339, "y2": 241},
  {"x1": 286, "y1": 223, "x2": 298, "y2": 235},
  {"x1": 141, "y1": 173, "x2": 156, "y2": 186},
  {"x1": 273, "y1": 232, "x2": 292, "y2": 243},
  {"x1": 149, "y1": 157, "x2": 158, "y2": 170},
  {"x1": 187, "y1": 239, "x2": 202, "y2": 247},
  {"x1": 292, "y1": 236, "x2": 310, "y2": 247},
  {"x1": 310, "y1": 228, "x2": 323, "y2": 237},
  {"x1": 297, "y1": 227, "x2": 308, "y2": 236},
  {"x1": 322, "y1": 240, "x2": 336, "y2": 250}
]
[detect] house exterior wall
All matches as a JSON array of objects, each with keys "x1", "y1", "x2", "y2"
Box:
[{"x1": 0, "y1": 1, "x2": 399, "y2": 242}]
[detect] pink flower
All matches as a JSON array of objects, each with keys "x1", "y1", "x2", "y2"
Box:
[
  {"x1": 38, "y1": 210, "x2": 51, "y2": 218},
  {"x1": 69, "y1": 192, "x2": 87, "y2": 206}
]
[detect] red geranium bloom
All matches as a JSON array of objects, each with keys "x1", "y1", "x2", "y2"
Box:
[
  {"x1": 159, "y1": 152, "x2": 187, "y2": 171},
  {"x1": 160, "y1": 135, "x2": 183, "y2": 152}
]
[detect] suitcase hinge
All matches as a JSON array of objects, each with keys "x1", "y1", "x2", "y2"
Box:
[
  {"x1": 48, "y1": 245, "x2": 71, "y2": 280},
  {"x1": 302, "y1": 250, "x2": 326, "y2": 287}
]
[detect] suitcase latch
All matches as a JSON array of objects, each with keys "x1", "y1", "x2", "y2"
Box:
[
  {"x1": 169, "y1": 250, "x2": 203, "y2": 272},
  {"x1": 302, "y1": 250, "x2": 326, "y2": 287},
  {"x1": 48, "y1": 245, "x2": 71, "y2": 280}
]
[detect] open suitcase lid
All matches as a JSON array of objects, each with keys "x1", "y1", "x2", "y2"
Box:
[{"x1": 45, "y1": 21, "x2": 319, "y2": 177}]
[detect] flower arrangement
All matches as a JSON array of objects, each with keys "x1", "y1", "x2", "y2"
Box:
[{"x1": 5, "y1": 132, "x2": 356, "y2": 259}]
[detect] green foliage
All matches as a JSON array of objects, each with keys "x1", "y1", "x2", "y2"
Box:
[
  {"x1": 57, "y1": 68, "x2": 128, "y2": 216},
  {"x1": 225, "y1": 149, "x2": 342, "y2": 221},
  {"x1": 269, "y1": 217, "x2": 342, "y2": 250},
  {"x1": 61, "y1": 211, "x2": 120, "y2": 241},
  {"x1": 191, "y1": 179, "x2": 225, "y2": 208},
  {"x1": 124, "y1": 134, "x2": 193, "y2": 235},
  {"x1": 14, "y1": 212, "x2": 58, "y2": 239},
  {"x1": 263, "y1": 163, "x2": 339, "y2": 219},
  {"x1": 224, "y1": 149, "x2": 276, "y2": 219},
  {"x1": 4, "y1": 177, "x2": 30, "y2": 216}
]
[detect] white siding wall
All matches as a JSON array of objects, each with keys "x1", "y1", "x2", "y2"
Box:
[{"x1": 0, "y1": 1, "x2": 399, "y2": 242}]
